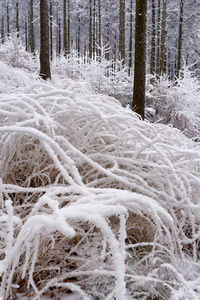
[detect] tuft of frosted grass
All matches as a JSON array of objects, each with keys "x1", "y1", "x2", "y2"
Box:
[
  {"x1": 153, "y1": 64, "x2": 200, "y2": 140},
  {"x1": 0, "y1": 79, "x2": 200, "y2": 299}
]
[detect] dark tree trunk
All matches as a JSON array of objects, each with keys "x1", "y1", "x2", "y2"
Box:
[
  {"x1": 177, "y1": 0, "x2": 184, "y2": 78},
  {"x1": 28, "y1": 0, "x2": 35, "y2": 53},
  {"x1": 40, "y1": 0, "x2": 51, "y2": 80},
  {"x1": 119, "y1": 0, "x2": 125, "y2": 63},
  {"x1": 156, "y1": 0, "x2": 161, "y2": 76},
  {"x1": 132, "y1": 0, "x2": 147, "y2": 120},
  {"x1": 150, "y1": 0, "x2": 156, "y2": 81},
  {"x1": 129, "y1": 0, "x2": 133, "y2": 74},
  {"x1": 50, "y1": 1, "x2": 53, "y2": 60},
  {"x1": 63, "y1": 0, "x2": 67, "y2": 54},
  {"x1": 160, "y1": 0, "x2": 167, "y2": 75},
  {"x1": 89, "y1": 0, "x2": 92, "y2": 58},
  {"x1": 7, "y1": 4, "x2": 10, "y2": 36},
  {"x1": 98, "y1": 0, "x2": 101, "y2": 58},
  {"x1": 67, "y1": 0, "x2": 70, "y2": 54},
  {"x1": 16, "y1": 2, "x2": 19, "y2": 37},
  {"x1": 1, "y1": 16, "x2": 4, "y2": 44}
]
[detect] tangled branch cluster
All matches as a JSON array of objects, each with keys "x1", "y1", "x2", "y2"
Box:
[{"x1": 0, "y1": 82, "x2": 200, "y2": 300}]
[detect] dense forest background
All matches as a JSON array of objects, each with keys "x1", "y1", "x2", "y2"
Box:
[
  {"x1": 1, "y1": 0, "x2": 200, "y2": 79},
  {"x1": 1, "y1": 1, "x2": 200, "y2": 300}
]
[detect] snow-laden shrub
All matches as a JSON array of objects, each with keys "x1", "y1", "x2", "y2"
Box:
[
  {"x1": 0, "y1": 81, "x2": 200, "y2": 300},
  {"x1": 0, "y1": 33, "x2": 37, "y2": 71},
  {"x1": 153, "y1": 65, "x2": 200, "y2": 139},
  {"x1": 0, "y1": 61, "x2": 40, "y2": 93},
  {"x1": 51, "y1": 49, "x2": 132, "y2": 98}
]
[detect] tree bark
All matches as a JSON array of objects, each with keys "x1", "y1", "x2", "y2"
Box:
[
  {"x1": 67, "y1": 0, "x2": 70, "y2": 54},
  {"x1": 1, "y1": 16, "x2": 4, "y2": 44},
  {"x1": 177, "y1": 0, "x2": 184, "y2": 78},
  {"x1": 6, "y1": 4, "x2": 10, "y2": 36},
  {"x1": 160, "y1": 0, "x2": 167, "y2": 75},
  {"x1": 132, "y1": 0, "x2": 147, "y2": 120},
  {"x1": 156, "y1": 0, "x2": 161, "y2": 76},
  {"x1": 40, "y1": 0, "x2": 51, "y2": 80},
  {"x1": 150, "y1": 0, "x2": 156, "y2": 80},
  {"x1": 16, "y1": 2, "x2": 19, "y2": 38},
  {"x1": 128, "y1": 0, "x2": 133, "y2": 74},
  {"x1": 89, "y1": 0, "x2": 92, "y2": 58},
  {"x1": 50, "y1": 1, "x2": 53, "y2": 60},
  {"x1": 63, "y1": 0, "x2": 67, "y2": 54},
  {"x1": 119, "y1": 0, "x2": 125, "y2": 63},
  {"x1": 98, "y1": 0, "x2": 101, "y2": 58},
  {"x1": 28, "y1": 0, "x2": 35, "y2": 53}
]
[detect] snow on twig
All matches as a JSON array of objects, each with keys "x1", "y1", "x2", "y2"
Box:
[{"x1": 0, "y1": 81, "x2": 200, "y2": 299}]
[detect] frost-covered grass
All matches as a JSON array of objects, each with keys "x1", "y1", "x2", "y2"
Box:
[
  {"x1": 152, "y1": 65, "x2": 200, "y2": 140},
  {"x1": 0, "y1": 57, "x2": 200, "y2": 299}
]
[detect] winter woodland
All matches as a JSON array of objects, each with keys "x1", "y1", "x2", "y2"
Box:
[{"x1": 0, "y1": 0, "x2": 200, "y2": 299}]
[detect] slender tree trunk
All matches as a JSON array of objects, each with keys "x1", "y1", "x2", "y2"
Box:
[
  {"x1": 119, "y1": 0, "x2": 125, "y2": 63},
  {"x1": 25, "y1": 21, "x2": 28, "y2": 51},
  {"x1": 77, "y1": 16, "x2": 80, "y2": 54},
  {"x1": 58, "y1": 18, "x2": 61, "y2": 55},
  {"x1": 6, "y1": 4, "x2": 10, "y2": 36},
  {"x1": 40, "y1": 0, "x2": 51, "y2": 80},
  {"x1": 63, "y1": 0, "x2": 67, "y2": 54},
  {"x1": 50, "y1": 1, "x2": 53, "y2": 60},
  {"x1": 160, "y1": 0, "x2": 167, "y2": 75},
  {"x1": 89, "y1": 0, "x2": 92, "y2": 58},
  {"x1": 93, "y1": 0, "x2": 96, "y2": 57},
  {"x1": 28, "y1": 0, "x2": 35, "y2": 53},
  {"x1": 132, "y1": 0, "x2": 147, "y2": 119},
  {"x1": 150, "y1": 0, "x2": 156, "y2": 81},
  {"x1": 1, "y1": 16, "x2": 4, "y2": 43},
  {"x1": 56, "y1": 1, "x2": 60, "y2": 55},
  {"x1": 98, "y1": 0, "x2": 101, "y2": 58},
  {"x1": 16, "y1": 2, "x2": 19, "y2": 37},
  {"x1": 156, "y1": 0, "x2": 161, "y2": 75},
  {"x1": 67, "y1": 0, "x2": 70, "y2": 54},
  {"x1": 177, "y1": 0, "x2": 184, "y2": 78},
  {"x1": 129, "y1": 0, "x2": 133, "y2": 75}
]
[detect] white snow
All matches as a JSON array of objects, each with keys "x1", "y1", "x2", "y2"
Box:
[{"x1": 0, "y1": 56, "x2": 200, "y2": 300}]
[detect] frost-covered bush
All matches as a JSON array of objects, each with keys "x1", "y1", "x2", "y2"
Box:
[
  {"x1": 153, "y1": 65, "x2": 200, "y2": 139},
  {"x1": 0, "y1": 61, "x2": 40, "y2": 93},
  {"x1": 0, "y1": 34, "x2": 37, "y2": 71},
  {"x1": 51, "y1": 49, "x2": 132, "y2": 98},
  {"x1": 0, "y1": 80, "x2": 200, "y2": 300}
]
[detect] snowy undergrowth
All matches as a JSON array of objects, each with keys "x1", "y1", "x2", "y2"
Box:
[
  {"x1": 153, "y1": 65, "x2": 200, "y2": 139},
  {"x1": 0, "y1": 79, "x2": 200, "y2": 300}
]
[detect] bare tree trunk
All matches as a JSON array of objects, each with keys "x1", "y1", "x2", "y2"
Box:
[
  {"x1": 16, "y1": 2, "x2": 19, "y2": 38},
  {"x1": 129, "y1": 0, "x2": 133, "y2": 74},
  {"x1": 50, "y1": 1, "x2": 53, "y2": 60},
  {"x1": 40, "y1": 0, "x2": 51, "y2": 80},
  {"x1": 63, "y1": 0, "x2": 67, "y2": 54},
  {"x1": 119, "y1": 0, "x2": 125, "y2": 63},
  {"x1": 93, "y1": 0, "x2": 96, "y2": 57},
  {"x1": 177, "y1": 0, "x2": 184, "y2": 78},
  {"x1": 6, "y1": 4, "x2": 10, "y2": 36},
  {"x1": 160, "y1": 0, "x2": 167, "y2": 75},
  {"x1": 25, "y1": 21, "x2": 28, "y2": 50},
  {"x1": 156, "y1": 0, "x2": 161, "y2": 75},
  {"x1": 28, "y1": 0, "x2": 35, "y2": 53},
  {"x1": 67, "y1": 0, "x2": 70, "y2": 54},
  {"x1": 98, "y1": 0, "x2": 101, "y2": 58},
  {"x1": 150, "y1": 0, "x2": 156, "y2": 81},
  {"x1": 1, "y1": 16, "x2": 5, "y2": 43},
  {"x1": 89, "y1": 0, "x2": 92, "y2": 58},
  {"x1": 132, "y1": 0, "x2": 147, "y2": 119}
]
